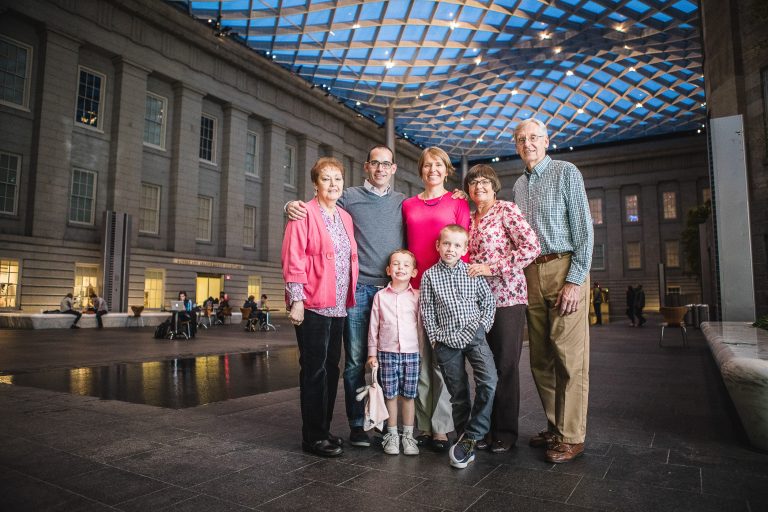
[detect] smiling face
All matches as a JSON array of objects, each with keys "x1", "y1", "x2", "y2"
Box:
[
  {"x1": 314, "y1": 165, "x2": 344, "y2": 205},
  {"x1": 436, "y1": 229, "x2": 469, "y2": 267},
  {"x1": 515, "y1": 122, "x2": 549, "y2": 169},
  {"x1": 420, "y1": 152, "x2": 449, "y2": 187},
  {"x1": 387, "y1": 251, "x2": 418, "y2": 286},
  {"x1": 365, "y1": 146, "x2": 397, "y2": 190},
  {"x1": 468, "y1": 176, "x2": 496, "y2": 206}
]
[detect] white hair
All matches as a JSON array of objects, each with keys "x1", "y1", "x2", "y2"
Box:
[{"x1": 514, "y1": 118, "x2": 549, "y2": 139}]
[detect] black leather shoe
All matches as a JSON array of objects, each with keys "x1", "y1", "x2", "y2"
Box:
[
  {"x1": 302, "y1": 440, "x2": 343, "y2": 458},
  {"x1": 415, "y1": 434, "x2": 432, "y2": 447},
  {"x1": 476, "y1": 439, "x2": 490, "y2": 450},
  {"x1": 431, "y1": 438, "x2": 450, "y2": 452},
  {"x1": 490, "y1": 440, "x2": 511, "y2": 453},
  {"x1": 328, "y1": 434, "x2": 344, "y2": 447}
]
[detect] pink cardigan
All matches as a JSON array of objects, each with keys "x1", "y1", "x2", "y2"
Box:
[{"x1": 281, "y1": 198, "x2": 359, "y2": 309}]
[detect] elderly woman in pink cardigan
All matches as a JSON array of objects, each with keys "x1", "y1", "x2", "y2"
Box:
[{"x1": 282, "y1": 157, "x2": 359, "y2": 459}]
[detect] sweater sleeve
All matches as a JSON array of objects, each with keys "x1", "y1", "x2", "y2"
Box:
[{"x1": 368, "y1": 292, "x2": 381, "y2": 357}]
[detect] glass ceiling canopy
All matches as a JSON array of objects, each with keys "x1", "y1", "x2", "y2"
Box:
[{"x1": 179, "y1": 0, "x2": 705, "y2": 159}]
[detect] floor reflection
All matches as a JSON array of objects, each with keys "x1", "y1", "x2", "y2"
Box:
[{"x1": 1, "y1": 347, "x2": 300, "y2": 409}]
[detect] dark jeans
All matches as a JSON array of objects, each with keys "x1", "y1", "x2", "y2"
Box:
[
  {"x1": 62, "y1": 309, "x2": 82, "y2": 326},
  {"x1": 95, "y1": 311, "x2": 107, "y2": 328},
  {"x1": 343, "y1": 284, "x2": 379, "y2": 428},
  {"x1": 486, "y1": 305, "x2": 526, "y2": 445},
  {"x1": 635, "y1": 307, "x2": 645, "y2": 326},
  {"x1": 434, "y1": 328, "x2": 498, "y2": 441},
  {"x1": 594, "y1": 301, "x2": 602, "y2": 324},
  {"x1": 295, "y1": 310, "x2": 344, "y2": 443}
]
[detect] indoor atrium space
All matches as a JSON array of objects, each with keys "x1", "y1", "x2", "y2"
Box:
[{"x1": 0, "y1": 0, "x2": 766, "y2": 511}]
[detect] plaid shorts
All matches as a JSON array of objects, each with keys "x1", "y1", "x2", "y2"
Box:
[{"x1": 378, "y1": 351, "x2": 420, "y2": 400}]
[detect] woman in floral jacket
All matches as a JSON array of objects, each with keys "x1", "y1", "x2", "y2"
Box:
[{"x1": 464, "y1": 164, "x2": 541, "y2": 453}]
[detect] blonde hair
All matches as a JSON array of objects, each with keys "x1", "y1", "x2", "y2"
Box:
[
  {"x1": 388, "y1": 249, "x2": 417, "y2": 268},
  {"x1": 418, "y1": 147, "x2": 455, "y2": 178},
  {"x1": 439, "y1": 224, "x2": 469, "y2": 242}
]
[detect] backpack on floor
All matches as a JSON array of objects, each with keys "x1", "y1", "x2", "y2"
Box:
[{"x1": 153, "y1": 319, "x2": 171, "y2": 339}]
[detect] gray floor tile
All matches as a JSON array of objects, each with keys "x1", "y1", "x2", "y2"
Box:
[
  {"x1": 111, "y1": 446, "x2": 243, "y2": 486},
  {"x1": 467, "y1": 491, "x2": 595, "y2": 512},
  {"x1": 115, "y1": 486, "x2": 201, "y2": 512},
  {"x1": 340, "y1": 467, "x2": 426, "y2": 498},
  {"x1": 399, "y1": 478, "x2": 488, "y2": 511},
  {"x1": 192, "y1": 465, "x2": 311, "y2": 507},
  {"x1": 59, "y1": 466, "x2": 170, "y2": 506},
  {"x1": 476, "y1": 465, "x2": 582, "y2": 502},
  {"x1": 161, "y1": 494, "x2": 255, "y2": 511},
  {"x1": 604, "y1": 458, "x2": 701, "y2": 493},
  {"x1": 0, "y1": 470, "x2": 112, "y2": 511}
]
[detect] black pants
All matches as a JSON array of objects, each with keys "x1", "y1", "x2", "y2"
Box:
[
  {"x1": 295, "y1": 310, "x2": 343, "y2": 443},
  {"x1": 62, "y1": 309, "x2": 82, "y2": 326},
  {"x1": 95, "y1": 311, "x2": 107, "y2": 328},
  {"x1": 485, "y1": 304, "x2": 527, "y2": 445},
  {"x1": 635, "y1": 307, "x2": 645, "y2": 326},
  {"x1": 594, "y1": 302, "x2": 602, "y2": 324}
]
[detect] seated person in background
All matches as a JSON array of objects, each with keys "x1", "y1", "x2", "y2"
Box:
[
  {"x1": 89, "y1": 292, "x2": 109, "y2": 329},
  {"x1": 178, "y1": 291, "x2": 197, "y2": 337},
  {"x1": 257, "y1": 294, "x2": 269, "y2": 325},
  {"x1": 60, "y1": 293, "x2": 82, "y2": 329},
  {"x1": 216, "y1": 292, "x2": 231, "y2": 323}
]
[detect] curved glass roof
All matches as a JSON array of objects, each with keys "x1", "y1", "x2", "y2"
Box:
[{"x1": 180, "y1": 0, "x2": 705, "y2": 159}]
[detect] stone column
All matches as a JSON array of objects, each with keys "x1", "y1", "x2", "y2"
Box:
[
  {"x1": 107, "y1": 58, "x2": 149, "y2": 243},
  {"x1": 298, "y1": 136, "x2": 320, "y2": 202},
  {"x1": 29, "y1": 30, "x2": 80, "y2": 237},
  {"x1": 220, "y1": 104, "x2": 249, "y2": 259},
  {"x1": 168, "y1": 83, "x2": 203, "y2": 254},
  {"x1": 604, "y1": 187, "x2": 623, "y2": 277},
  {"x1": 386, "y1": 105, "x2": 395, "y2": 162},
  {"x1": 261, "y1": 121, "x2": 287, "y2": 262}
]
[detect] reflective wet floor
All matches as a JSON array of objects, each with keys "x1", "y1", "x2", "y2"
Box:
[{"x1": 0, "y1": 347, "x2": 300, "y2": 409}]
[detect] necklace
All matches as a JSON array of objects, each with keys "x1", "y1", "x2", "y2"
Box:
[{"x1": 421, "y1": 192, "x2": 446, "y2": 207}]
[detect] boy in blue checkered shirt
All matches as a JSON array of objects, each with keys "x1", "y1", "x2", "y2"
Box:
[
  {"x1": 420, "y1": 224, "x2": 497, "y2": 469},
  {"x1": 367, "y1": 250, "x2": 422, "y2": 456}
]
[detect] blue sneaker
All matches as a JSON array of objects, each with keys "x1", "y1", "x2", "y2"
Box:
[{"x1": 449, "y1": 436, "x2": 476, "y2": 469}]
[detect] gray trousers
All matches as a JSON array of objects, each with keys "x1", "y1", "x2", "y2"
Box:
[{"x1": 415, "y1": 323, "x2": 454, "y2": 435}]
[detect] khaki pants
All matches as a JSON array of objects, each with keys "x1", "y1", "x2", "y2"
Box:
[
  {"x1": 415, "y1": 322, "x2": 454, "y2": 435},
  {"x1": 524, "y1": 255, "x2": 590, "y2": 444}
]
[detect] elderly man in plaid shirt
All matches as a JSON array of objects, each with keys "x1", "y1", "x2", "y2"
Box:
[
  {"x1": 420, "y1": 224, "x2": 497, "y2": 469},
  {"x1": 511, "y1": 118, "x2": 594, "y2": 464}
]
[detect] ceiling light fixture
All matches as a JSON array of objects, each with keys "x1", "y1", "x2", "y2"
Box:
[
  {"x1": 511, "y1": 89, "x2": 518, "y2": 94},
  {"x1": 635, "y1": 102, "x2": 643, "y2": 108},
  {"x1": 385, "y1": 60, "x2": 394, "y2": 69},
  {"x1": 629, "y1": 66, "x2": 636, "y2": 72},
  {"x1": 566, "y1": 70, "x2": 574, "y2": 76},
  {"x1": 353, "y1": 23, "x2": 360, "y2": 29},
  {"x1": 474, "y1": 57, "x2": 482, "y2": 65},
  {"x1": 450, "y1": 20, "x2": 457, "y2": 30},
  {"x1": 577, "y1": 108, "x2": 584, "y2": 114},
  {"x1": 540, "y1": 32, "x2": 551, "y2": 40},
  {"x1": 554, "y1": 47, "x2": 562, "y2": 54}
]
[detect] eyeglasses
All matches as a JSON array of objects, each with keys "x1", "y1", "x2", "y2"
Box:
[
  {"x1": 468, "y1": 178, "x2": 493, "y2": 188},
  {"x1": 367, "y1": 160, "x2": 393, "y2": 170},
  {"x1": 515, "y1": 134, "x2": 545, "y2": 145}
]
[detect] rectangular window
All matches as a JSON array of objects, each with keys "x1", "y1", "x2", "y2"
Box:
[
  {"x1": 665, "y1": 240, "x2": 680, "y2": 268},
  {"x1": 69, "y1": 169, "x2": 96, "y2": 225},
  {"x1": 196, "y1": 195, "x2": 212, "y2": 242},
  {"x1": 245, "y1": 131, "x2": 259, "y2": 177},
  {"x1": 75, "y1": 66, "x2": 105, "y2": 129},
  {"x1": 626, "y1": 241, "x2": 642, "y2": 269},
  {"x1": 0, "y1": 151, "x2": 20, "y2": 215},
  {"x1": 0, "y1": 258, "x2": 19, "y2": 308},
  {"x1": 625, "y1": 194, "x2": 639, "y2": 223},
  {"x1": 0, "y1": 36, "x2": 32, "y2": 109},
  {"x1": 667, "y1": 286, "x2": 681, "y2": 295},
  {"x1": 139, "y1": 183, "x2": 160, "y2": 234},
  {"x1": 248, "y1": 275, "x2": 262, "y2": 300},
  {"x1": 662, "y1": 191, "x2": 677, "y2": 220},
  {"x1": 592, "y1": 244, "x2": 605, "y2": 270},
  {"x1": 143, "y1": 92, "x2": 167, "y2": 149},
  {"x1": 144, "y1": 269, "x2": 164, "y2": 309},
  {"x1": 74, "y1": 264, "x2": 99, "y2": 309},
  {"x1": 243, "y1": 205, "x2": 256, "y2": 248},
  {"x1": 284, "y1": 144, "x2": 296, "y2": 187},
  {"x1": 199, "y1": 114, "x2": 216, "y2": 163},
  {"x1": 589, "y1": 197, "x2": 603, "y2": 225}
]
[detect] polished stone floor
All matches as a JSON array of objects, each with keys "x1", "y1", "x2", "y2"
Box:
[{"x1": 0, "y1": 316, "x2": 766, "y2": 511}]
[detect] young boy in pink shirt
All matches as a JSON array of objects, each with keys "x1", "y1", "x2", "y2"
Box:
[{"x1": 367, "y1": 250, "x2": 421, "y2": 455}]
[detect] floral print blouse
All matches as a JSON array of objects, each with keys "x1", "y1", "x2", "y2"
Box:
[{"x1": 469, "y1": 200, "x2": 541, "y2": 307}]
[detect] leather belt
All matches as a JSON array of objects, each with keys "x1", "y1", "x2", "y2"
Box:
[{"x1": 533, "y1": 252, "x2": 570, "y2": 265}]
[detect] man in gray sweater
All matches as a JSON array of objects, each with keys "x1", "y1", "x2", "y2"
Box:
[{"x1": 286, "y1": 144, "x2": 405, "y2": 447}]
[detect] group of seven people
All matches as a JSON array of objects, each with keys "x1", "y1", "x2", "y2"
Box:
[{"x1": 281, "y1": 118, "x2": 594, "y2": 468}]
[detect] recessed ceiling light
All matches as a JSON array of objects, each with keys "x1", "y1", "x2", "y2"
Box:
[
  {"x1": 697, "y1": 129, "x2": 701, "y2": 133},
  {"x1": 385, "y1": 60, "x2": 394, "y2": 69},
  {"x1": 460, "y1": 116, "x2": 465, "y2": 121},
  {"x1": 566, "y1": 70, "x2": 574, "y2": 76},
  {"x1": 553, "y1": 144, "x2": 558, "y2": 149},
  {"x1": 474, "y1": 57, "x2": 482, "y2": 65},
  {"x1": 616, "y1": 24, "x2": 625, "y2": 32},
  {"x1": 554, "y1": 47, "x2": 562, "y2": 54},
  {"x1": 624, "y1": 45, "x2": 631, "y2": 50},
  {"x1": 540, "y1": 32, "x2": 551, "y2": 40},
  {"x1": 569, "y1": 146, "x2": 574, "y2": 151},
  {"x1": 511, "y1": 89, "x2": 518, "y2": 94},
  {"x1": 353, "y1": 23, "x2": 360, "y2": 29},
  {"x1": 629, "y1": 66, "x2": 636, "y2": 72},
  {"x1": 329, "y1": 30, "x2": 335, "y2": 36},
  {"x1": 577, "y1": 108, "x2": 584, "y2": 114},
  {"x1": 355, "y1": 101, "x2": 361, "y2": 106},
  {"x1": 450, "y1": 20, "x2": 457, "y2": 30},
  {"x1": 477, "y1": 137, "x2": 484, "y2": 143},
  {"x1": 419, "y1": 92, "x2": 423, "y2": 97},
  {"x1": 635, "y1": 102, "x2": 643, "y2": 108}
]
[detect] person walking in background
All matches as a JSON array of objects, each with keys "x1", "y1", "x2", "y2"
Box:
[
  {"x1": 626, "y1": 285, "x2": 636, "y2": 326},
  {"x1": 89, "y1": 292, "x2": 108, "y2": 328},
  {"x1": 634, "y1": 285, "x2": 646, "y2": 327},
  {"x1": 511, "y1": 118, "x2": 593, "y2": 464},
  {"x1": 60, "y1": 293, "x2": 82, "y2": 329},
  {"x1": 593, "y1": 282, "x2": 603, "y2": 325}
]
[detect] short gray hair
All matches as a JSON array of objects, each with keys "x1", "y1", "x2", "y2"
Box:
[{"x1": 514, "y1": 118, "x2": 549, "y2": 139}]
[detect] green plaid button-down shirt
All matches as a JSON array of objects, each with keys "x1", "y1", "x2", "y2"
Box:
[{"x1": 511, "y1": 155, "x2": 593, "y2": 285}]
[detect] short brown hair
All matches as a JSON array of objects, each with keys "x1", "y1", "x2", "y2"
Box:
[
  {"x1": 310, "y1": 157, "x2": 344, "y2": 184},
  {"x1": 417, "y1": 147, "x2": 455, "y2": 178},
  {"x1": 388, "y1": 249, "x2": 417, "y2": 268},
  {"x1": 439, "y1": 224, "x2": 469, "y2": 243},
  {"x1": 367, "y1": 144, "x2": 394, "y2": 163},
  {"x1": 463, "y1": 164, "x2": 501, "y2": 195}
]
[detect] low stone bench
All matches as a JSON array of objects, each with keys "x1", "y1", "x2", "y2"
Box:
[
  {"x1": 701, "y1": 321, "x2": 768, "y2": 451},
  {"x1": 0, "y1": 311, "x2": 242, "y2": 329}
]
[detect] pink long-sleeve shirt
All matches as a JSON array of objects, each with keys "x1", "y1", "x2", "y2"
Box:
[
  {"x1": 402, "y1": 192, "x2": 471, "y2": 289},
  {"x1": 281, "y1": 198, "x2": 359, "y2": 310},
  {"x1": 368, "y1": 283, "x2": 420, "y2": 356}
]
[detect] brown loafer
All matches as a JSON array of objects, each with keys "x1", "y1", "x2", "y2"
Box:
[
  {"x1": 545, "y1": 442, "x2": 584, "y2": 463},
  {"x1": 529, "y1": 430, "x2": 555, "y2": 448}
]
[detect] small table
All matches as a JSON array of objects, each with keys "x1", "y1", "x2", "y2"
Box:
[{"x1": 259, "y1": 309, "x2": 278, "y2": 331}]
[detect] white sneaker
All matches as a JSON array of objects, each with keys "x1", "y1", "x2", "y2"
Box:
[
  {"x1": 401, "y1": 432, "x2": 419, "y2": 455},
  {"x1": 382, "y1": 432, "x2": 400, "y2": 455}
]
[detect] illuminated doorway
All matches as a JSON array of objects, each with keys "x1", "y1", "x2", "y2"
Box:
[{"x1": 196, "y1": 274, "x2": 222, "y2": 304}]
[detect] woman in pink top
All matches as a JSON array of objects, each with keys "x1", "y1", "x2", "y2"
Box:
[
  {"x1": 465, "y1": 164, "x2": 540, "y2": 453},
  {"x1": 402, "y1": 146, "x2": 470, "y2": 451},
  {"x1": 282, "y1": 157, "x2": 359, "y2": 459}
]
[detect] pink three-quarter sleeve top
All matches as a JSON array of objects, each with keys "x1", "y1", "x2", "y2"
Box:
[
  {"x1": 402, "y1": 192, "x2": 471, "y2": 289},
  {"x1": 468, "y1": 200, "x2": 541, "y2": 307},
  {"x1": 282, "y1": 198, "x2": 359, "y2": 315}
]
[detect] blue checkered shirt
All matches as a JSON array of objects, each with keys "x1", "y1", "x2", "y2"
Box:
[
  {"x1": 511, "y1": 155, "x2": 593, "y2": 285},
  {"x1": 419, "y1": 260, "x2": 496, "y2": 349}
]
